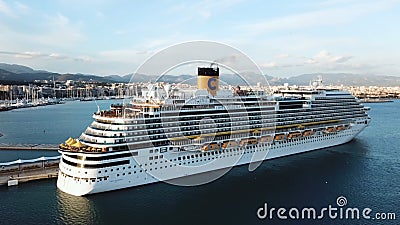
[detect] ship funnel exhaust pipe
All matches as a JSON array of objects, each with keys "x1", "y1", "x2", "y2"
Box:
[{"x1": 197, "y1": 67, "x2": 219, "y2": 96}]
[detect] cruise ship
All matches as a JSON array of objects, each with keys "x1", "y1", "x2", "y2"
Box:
[{"x1": 57, "y1": 66, "x2": 371, "y2": 196}]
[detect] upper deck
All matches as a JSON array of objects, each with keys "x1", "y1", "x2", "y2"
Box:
[{"x1": 58, "y1": 75, "x2": 369, "y2": 154}]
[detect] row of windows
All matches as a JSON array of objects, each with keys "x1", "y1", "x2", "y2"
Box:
[
  {"x1": 311, "y1": 102, "x2": 360, "y2": 107},
  {"x1": 72, "y1": 132, "x2": 354, "y2": 177},
  {"x1": 90, "y1": 112, "x2": 270, "y2": 134},
  {"x1": 61, "y1": 158, "x2": 130, "y2": 168},
  {"x1": 276, "y1": 112, "x2": 366, "y2": 125},
  {"x1": 64, "y1": 151, "x2": 138, "y2": 161},
  {"x1": 276, "y1": 104, "x2": 361, "y2": 115},
  {"x1": 60, "y1": 129, "x2": 358, "y2": 182},
  {"x1": 277, "y1": 107, "x2": 363, "y2": 119},
  {"x1": 283, "y1": 105, "x2": 360, "y2": 114},
  {"x1": 276, "y1": 113, "x2": 366, "y2": 127},
  {"x1": 59, "y1": 171, "x2": 108, "y2": 183},
  {"x1": 149, "y1": 155, "x2": 164, "y2": 160}
]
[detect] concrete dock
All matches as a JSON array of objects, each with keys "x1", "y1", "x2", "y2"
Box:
[
  {"x1": 0, "y1": 143, "x2": 59, "y2": 150},
  {"x1": 0, "y1": 166, "x2": 59, "y2": 186},
  {"x1": 0, "y1": 157, "x2": 60, "y2": 186}
]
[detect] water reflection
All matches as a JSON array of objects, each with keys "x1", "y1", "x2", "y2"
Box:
[{"x1": 56, "y1": 190, "x2": 98, "y2": 224}]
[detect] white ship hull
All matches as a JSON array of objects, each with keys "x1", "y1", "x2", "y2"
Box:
[{"x1": 57, "y1": 123, "x2": 367, "y2": 196}]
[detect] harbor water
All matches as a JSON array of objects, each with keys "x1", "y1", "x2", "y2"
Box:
[{"x1": 0, "y1": 100, "x2": 399, "y2": 224}]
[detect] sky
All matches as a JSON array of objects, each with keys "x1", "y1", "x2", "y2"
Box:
[{"x1": 0, "y1": 0, "x2": 399, "y2": 77}]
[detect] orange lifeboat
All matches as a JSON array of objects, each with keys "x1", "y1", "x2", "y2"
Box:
[
  {"x1": 303, "y1": 130, "x2": 315, "y2": 136},
  {"x1": 336, "y1": 125, "x2": 345, "y2": 131},
  {"x1": 326, "y1": 127, "x2": 336, "y2": 133},
  {"x1": 240, "y1": 138, "x2": 257, "y2": 146},
  {"x1": 222, "y1": 141, "x2": 238, "y2": 149},
  {"x1": 274, "y1": 133, "x2": 286, "y2": 141},
  {"x1": 288, "y1": 132, "x2": 302, "y2": 139},
  {"x1": 201, "y1": 143, "x2": 220, "y2": 151},
  {"x1": 260, "y1": 136, "x2": 273, "y2": 143}
]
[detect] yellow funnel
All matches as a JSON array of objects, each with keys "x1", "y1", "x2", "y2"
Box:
[{"x1": 198, "y1": 67, "x2": 219, "y2": 96}]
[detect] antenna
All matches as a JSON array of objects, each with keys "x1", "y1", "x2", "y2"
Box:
[
  {"x1": 94, "y1": 98, "x2": 100, "y2": 113},
  {"x1": 53, "y1": 75, "x2": 56, "y2": 98}
]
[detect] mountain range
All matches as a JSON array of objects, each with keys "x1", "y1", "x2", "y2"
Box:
[{"x1": 0, "y1": 63, "x2": 399, "y2": 86}]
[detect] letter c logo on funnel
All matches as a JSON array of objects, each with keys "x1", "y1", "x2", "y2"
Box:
[{"x1": 208, "y1": 77, "x2": 217, "y2": 90}]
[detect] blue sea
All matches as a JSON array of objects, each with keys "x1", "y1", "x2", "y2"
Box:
[{"x1": 0, "y1": 100, "x2": 399, "y2": 225}]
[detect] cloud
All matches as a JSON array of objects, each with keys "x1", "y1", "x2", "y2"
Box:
[
  {"x1": 261, "y1": 61, "x2": 305, "y2": 70},
  {"x1": 275, "y1": 53, "x2": 290, "y2": 59},
  {"x1": 307, "y1": 50, "x2": 353, "y2": 64},
  {"x1": 2, "y1": 50, "x2": 49, "y2": 59},
  {"x1": 166, "y1": 0, "x2": 243, "y2": 24},
  {"x1": 74, "y1": 55, "x2": 92, "y2": 62},
  {"x1": 334, "y1": 56, "x2": 353, "y2": 63},
  {"x1": 0, "y1": 1, "x2": 30, "y2": 17},
  {"x1": 99, "y1": 49, "x2": 153, "y2": 63},
  {"x1": 0, "y1": 50, "x2": 91, "y2": 62},
  {"x1": 144, "y1": 39, "x2": 171, "y2": 49},
  {"x1": 0, "y1": 0, "x2": 14, "y2": 17},
  {"x1": 114, "y1": 29, "x2": 127, "y2": 36},
  {"x1": 95, "y1": 10, "x2": 105, "y2": 18},
  {"x1": 14, "y1": 2, "x2": 29, "y2": 14},
  {"x1": 48, "y1": 53, "x2": 69, "y2": 60},
  {"x1": 240, "y1": 0, "x2": 397, "y2": 35},
  {"x1": 262, "y1": 62, "x2": 277, "y2": 68},
  {"x1": 14, "y1": 51, "x2": 42, "y2": 59},
  {"x1": 260, "y1": 51, "x2": 354, "y2": 74},
  {"x1": 33, "y1": 13, "x2": 86, "y2": 47}
]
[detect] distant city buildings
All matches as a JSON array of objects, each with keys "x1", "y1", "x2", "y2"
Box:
[
  {"x1": 0, "y1": 81, "x2": 143, "y2": 101},
  {"x1": 0, "y1": 79, "x2": 399, "y2": 102}
]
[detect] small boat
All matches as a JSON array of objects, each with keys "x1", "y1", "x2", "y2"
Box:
[
  {"x1": 260, "y1": 135, "x2": 273, "y2": 143},
  {"x1": 239, "y1": 138, "x2": 257, "y2": 146},
  {"x1": 201, "y1": 143, "x2": 220, "y2": 151},
  {"x1": 325, "y1": 127, "x2": 336, "y2": 133},
  {"x1": 303, "y1": 130, "x2": 315, "y2": 136},
  {"x1": 222, "y1": 140, "x2": 238, "y2": 149},
  {"x1": 274, "y1": 133, "x2": 286, "y2": 141},
  {"x1": 336, "y1": 125, "x2": 345, "y2": 131},
  {"x1": 288, "y1": 132, "x2": 302, "y2": 139}
]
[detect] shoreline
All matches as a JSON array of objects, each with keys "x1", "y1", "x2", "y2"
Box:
[{"x1": 359, "y1": 98, "x2": 395, "y2": 103}]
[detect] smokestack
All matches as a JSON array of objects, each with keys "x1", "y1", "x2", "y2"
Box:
[{"x1": 197, "y1": 67, "x2": 219, "y2": 96}]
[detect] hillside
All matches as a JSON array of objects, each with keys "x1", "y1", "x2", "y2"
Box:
[{"x1": 1, "y1": 63, "x2": 399, "y2": 86}]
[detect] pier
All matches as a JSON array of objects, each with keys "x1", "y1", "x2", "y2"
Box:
[
  {"x1": 0, "y1": 143, "x2": 59, "y2": 150},
  {"x1": 0, "y1": 156, "x2": 60, "y2": 186}
]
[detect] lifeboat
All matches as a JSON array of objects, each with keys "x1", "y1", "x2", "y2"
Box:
[
  {"x1": 239, "y1": 138, "x2": 257, "y2": 146},
  {"x1": 336, "y1": 125, "x2": 345, "y2": 131},
  {"x1": 222, "y1": 140, "x2": 238, "y2": 149},
  {"x1": 260, "y1": 135, "x2": 273, "y2": 143},
  {"x1": 325, "y1": 127, "x2": 336, "y2": 133},
  {"x1": 201, "y1": 143, "x2": 220, "y2": 151},
  {"x1": 288, "y1": 132, "x2": 302, "y2": 139},
  {"x1": 274, "y1": 133, "x2": 286, "y2": 141},
  {"x1": 303, "y1": 130, "x2": 315, "y2": 136}
]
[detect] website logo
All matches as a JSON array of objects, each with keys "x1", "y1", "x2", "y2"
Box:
[{"x1": 257, "y1": 196, "x2": 396, "y2": 221}]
